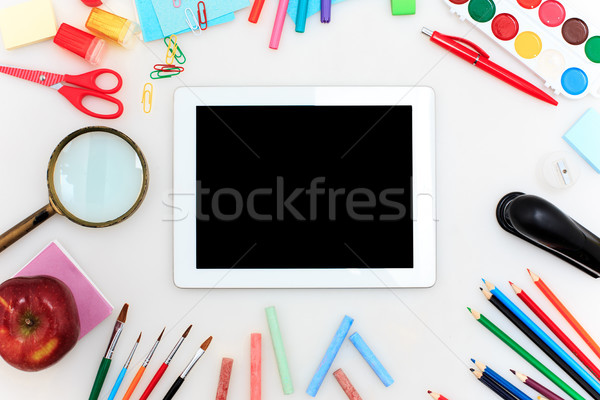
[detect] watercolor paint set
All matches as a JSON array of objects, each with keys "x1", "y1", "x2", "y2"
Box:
[{"x1": 443, "y1": 0, "x2": 600, "y2": 99}]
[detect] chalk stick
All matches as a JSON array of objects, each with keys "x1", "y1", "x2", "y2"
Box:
[
  {"x1": 306, "y1": 315, "x2": 354, "y2": 397},
  {"x1": 265, "y1": 306, "x2": 294, "y2": 394},
  {"x1": 215, "y1": 358, "x2": 234, "y2": 400},
  {"x1": 349, "y1": 332, "x2": 394, "y2": 387},
  {"x1": 333, "y1": 369, "x2": 363, "y2": 400},
  {"x1": 251, "y1": 333, "x2": 261, "y2": 400}
]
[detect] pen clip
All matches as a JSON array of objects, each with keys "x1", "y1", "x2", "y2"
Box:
[{"x1": 443, "y1": 34, "x2": 490, "y2": 59}]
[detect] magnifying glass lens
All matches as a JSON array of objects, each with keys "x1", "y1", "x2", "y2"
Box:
[{"x1": 52, "y1": 131, "x2": 145, "y2": 224}]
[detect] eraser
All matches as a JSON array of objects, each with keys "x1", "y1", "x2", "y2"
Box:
[
  {"x1": 562, "y1": 108, "x2": 600, "y2": 173},
  {"x1": 0, "y1": 0, "x2": 57, "y2": 50},
  {"x1": 391, "y1": 0, "x2": 415, "y2": 15}
]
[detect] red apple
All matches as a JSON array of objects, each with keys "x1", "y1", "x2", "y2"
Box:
[{"x1": 0, "y1": 275, "x2": 80, "y2": 371}]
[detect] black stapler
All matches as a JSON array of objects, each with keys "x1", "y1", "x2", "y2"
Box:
[{"x1": 496, "y1": 192, "x2": 600, "y2": 278}]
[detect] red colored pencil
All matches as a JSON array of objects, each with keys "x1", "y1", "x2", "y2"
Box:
[
  {"x1": 529, "y1": 269, "x2": 600, "y2": 361},
  {"x1": 428, "y1": 390, "x2": 450, "y2": 400},
  {"x1": 511, "y1": 281, "x2": 600, "y2": 380},
  {"x1": 139, "y1": 325, "x2": 192, "y2": 400}
]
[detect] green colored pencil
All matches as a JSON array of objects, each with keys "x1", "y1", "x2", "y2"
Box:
[{"x1": 468, "y1": 307, "x2": 586, "y2": 400}]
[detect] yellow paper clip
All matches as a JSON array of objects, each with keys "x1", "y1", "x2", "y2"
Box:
[
  {"x1": 184, "y1": 8, "x2": 201, "y2": 36},
  {"x1": 142, "y1": 83, "x2": 153, "y2": 113},
  {"x1": 163, "y1": 35, "x2": 186, "y2": 64},
  {"x1": 165, "y1": 34, "x2": 178, "y2": 64}
]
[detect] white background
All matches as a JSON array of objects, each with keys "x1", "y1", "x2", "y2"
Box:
[{"x1": 0, "y1": 0, "x2": 600, "y2": 399}]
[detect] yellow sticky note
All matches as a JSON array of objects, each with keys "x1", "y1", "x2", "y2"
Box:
[{"x1": 0, "y1": 0, "x2": 57, "y2": 50}]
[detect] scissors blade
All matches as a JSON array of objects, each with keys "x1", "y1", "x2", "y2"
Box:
[{"x1": 0, "y1": 65, "x2": 65, "y2": 87}]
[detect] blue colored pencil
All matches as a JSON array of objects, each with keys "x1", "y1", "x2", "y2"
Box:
[
  {"x1": 473, "y1": 359, "x2": 533, "y2": 400},
  {"x1": 295, "y1": 0, "x2": 309, "y2": 32},
  {"x1": 107, "y1": 333, "x2": 141, "y2": 400},
  {"x1": 306, "y1": 315, "x2": 354, "y2": 397},
  {"x1": 472, "y1": 368, "x2": 516, "y2": 400},
  {"x1": 349, "y1": 332, "x2": 394, "y2": 387},
  {"x1": 484, "y1": 280, "x2": 600, "y2": 397}
]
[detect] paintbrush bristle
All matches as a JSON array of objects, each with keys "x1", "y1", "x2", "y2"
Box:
[
  {"x1": 137, "y1": 332, "x2": 142, "y2": 342},
  {"x1": 200, "y1": 336, "x2": 213, "y2": 350},
  {"x1": 157, "y1": 327, "x2": 165, "y2": 341},
  {"x1": 182, "y1": 325, "x2": 192, "y2": 338},
  {"x1": 117, "y1": 303, "x2": 129, "y2": 323}
]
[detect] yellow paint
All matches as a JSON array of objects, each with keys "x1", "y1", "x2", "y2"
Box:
[
  {"x1": 515, "y1": 31, "x2": 543, "y2": 59},
  {"x1": 0, "y1": 0, "x2": 57, "y2": 50},
  {"x1": 30, "y1": 338, "x2": 59, "y2": 362}
]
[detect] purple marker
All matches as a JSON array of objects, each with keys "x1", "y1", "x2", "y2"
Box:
[{"x1": 321, "y1": 0, "x2": 331, "y2": 23}]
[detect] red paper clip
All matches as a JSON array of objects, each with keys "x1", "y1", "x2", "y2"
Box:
[
  {"x1": 198, "y1": 1, "x2": 208, "y2": 30},
  {"x1": 154, "y1": 64, "x2": 185, "y2": 73}
]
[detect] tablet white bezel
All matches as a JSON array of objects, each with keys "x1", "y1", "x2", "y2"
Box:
[{"x1": 173, "y1": 86, "x2": 436, "y2": 288}]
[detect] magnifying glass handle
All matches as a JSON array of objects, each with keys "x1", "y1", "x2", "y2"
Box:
[{"x1": 0, "y1": 204, "x2": 56, "y2": 254}]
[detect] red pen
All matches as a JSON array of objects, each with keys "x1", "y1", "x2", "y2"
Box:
[
  {"x1": 421, "y1": 27, "x2": 558, "y2": 106},
  {"x1": 139, "y1": 325, "x2": 192, "y2": 400}
]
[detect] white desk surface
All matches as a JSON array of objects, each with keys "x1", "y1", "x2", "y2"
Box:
[{"x1": 1, "y1": 0, "x2": 600, "y2": 399}]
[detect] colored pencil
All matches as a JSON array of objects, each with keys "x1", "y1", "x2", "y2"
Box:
[
  {"x1": 472, "y1": 359, "x2": 532, "y2": 400},
  {"x1": 511, "y1": 282, "x2": 600, "y2": 380},
  {"x1": 107, "y1": 333, "x2": 141, "y2": 400},
  {"x1": 484, "y1": 280, "x2": 600, "y2": 399},
  {"x1": 121, "y1": 328, "x2": 165, "y2": 400},
  {"x1": 428, "y1": 391, "x2": 450, "y2": 400},
  {"x1": 333, "y1": 369, "x2": 363, "y2": 400},
  {"x1": 472, "y1": 368, "x2": 516, "y2": 399},
  {"x1": 468, "y1": 308, "x2": 585, "y2": 400},
  {"x1": 512, "y1": 370, "x2": 566, "y2": 400},
  {"x1": 139, "y1": 325, "x2": 192, "y2": 400},
  {"x1": 529, "y1": 269, "x2": 600, "y2": 361},
  {"x1": 89, "y1": 303, "x2": 129, "y2": 400},
  {"x1": 162, "y1": 336, "x2": 212, "y2": 400}
]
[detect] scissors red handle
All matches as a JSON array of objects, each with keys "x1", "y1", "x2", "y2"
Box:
[
  {"x1": 63, "y1": 69, "x2": 123, "y2": 94},
  {"x1": 57, "y1": 85, "x2": 124, "y2": 119}
]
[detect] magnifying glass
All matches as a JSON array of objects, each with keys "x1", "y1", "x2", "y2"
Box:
[{"x1": 0, "y1": 126, "x2": 149, "y2": 253}]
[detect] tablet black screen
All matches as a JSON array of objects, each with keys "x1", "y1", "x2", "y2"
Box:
[{"x1": 196, "y1": 106, "x2": 413, "y2": 269}]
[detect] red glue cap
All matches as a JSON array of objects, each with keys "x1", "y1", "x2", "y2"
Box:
[
  {"x1": 54, "y1": 23, "x2": 105, "y2": 65},
  {"x1": 81, "y1": 0, "x2": 103, "y2": 5}
]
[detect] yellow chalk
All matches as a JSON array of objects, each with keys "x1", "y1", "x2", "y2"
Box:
[{"x1": 0, "y1": 0, "x2": 57, "y2": 50}]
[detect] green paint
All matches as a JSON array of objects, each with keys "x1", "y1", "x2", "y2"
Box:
[
  {"x1": 468, "y1": 0, "x2": 496, "y2": 23},
  {"x1": 585, "y1": 36, "x2": 600, "y2": 63}
]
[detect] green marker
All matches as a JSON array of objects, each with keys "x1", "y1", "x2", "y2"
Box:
[
  {"x1": 265, "y1": 306, "x2": 294, "y2": 394},
  {"x1": 391, "y1": 0, "x2": 415, "y2": 15}
]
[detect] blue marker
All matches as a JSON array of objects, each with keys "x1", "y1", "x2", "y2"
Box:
[
  {"x1": 107, "y1": 333, "x2": 141, "y2": 400},
  {"x1": 295, "y1": 0, "x2": 309, "y2": 33},
  {"x1": 349, "y1": 332, "x2": 394, "y2": 387},
  {"x1": 484, "y1": 279, "x2": 600, "y2": 396},
  {"x1": 306, "y1": 315, "x2": 353, "y2": 397}
]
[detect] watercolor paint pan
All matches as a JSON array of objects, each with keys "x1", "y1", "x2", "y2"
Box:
[{"x1": 443, "y1": 0, "x2": 600, "y2": 99}]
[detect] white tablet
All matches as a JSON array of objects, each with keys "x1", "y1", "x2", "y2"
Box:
[{"x1": 172, "y1": 87, "x2": 436, "y2": 288}]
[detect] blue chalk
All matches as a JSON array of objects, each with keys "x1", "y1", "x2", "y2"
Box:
[
  {"x1": 349, "y1": 332, "x2": 394, "y2": 387},
  {"x1": 563, "y1": 108, "x2": 600, "y2": 173},
  {"x1": 306, "y1": 315, "x2": 354, "y2": 397}
]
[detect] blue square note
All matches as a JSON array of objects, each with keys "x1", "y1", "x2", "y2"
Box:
[{"x1": 563, "y1": 108, "x2": 600, "y2": 173}]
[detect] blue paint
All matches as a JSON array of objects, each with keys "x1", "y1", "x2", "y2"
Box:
[{"x1": 561, "y1": 67, "x2": 588, "y2": 95}]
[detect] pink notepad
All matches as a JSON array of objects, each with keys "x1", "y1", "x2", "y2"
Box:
[{"x1": 14, "y1": 241, "x2": 113, "y2": 339}]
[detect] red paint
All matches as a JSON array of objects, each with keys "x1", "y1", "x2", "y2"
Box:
[
  {"x1": 448, "y1": 0, "x2": 469, "y2": 3},
  {"x1": 517, "y1": 0, "x2": 541, "y2": 9},
  {"x1": 491, "y1": 13, "x2": 520, "y2": 41}
]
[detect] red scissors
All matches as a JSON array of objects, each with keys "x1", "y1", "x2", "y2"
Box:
[{"x1": 0, "y1": 66, "x2": 124, "y2": 119}]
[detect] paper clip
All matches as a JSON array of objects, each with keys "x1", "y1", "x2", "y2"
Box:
[
  {"x1": 198, "y1": 1, "x2": 208, "y2": 30},
  {"x1": 184, "y1": 7, "x2": 201, "y2": 36},
  {"x1": 173, "y1": 0, "x2": 181, "y2": 7},
  {"x1": 142, "y1": 83, "x2": 153, "y2": 113},
  {"x1": 163, "y1": 36, "x2": 186, "y2": 64},
  {"x1": 154, "y1": 64, "x2": 185, "y2": 73},
  {"x1": 150, "y1": 69, "x2": 182, "y2": 79},
  {"x1": 165, "y1": 34, "x2": 178, "y2": 64}
]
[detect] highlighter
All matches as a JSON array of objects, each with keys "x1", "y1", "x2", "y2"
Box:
[{"x1": 86, "y1": 8, "x2": 140, "y2": 48}]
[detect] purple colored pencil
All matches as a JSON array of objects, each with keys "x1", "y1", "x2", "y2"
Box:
[
  {"x1": 512, "y1": 370, "x2": 566, "y2": 400},
  {"x1": 321, "y1": 0, "x2": 331, "y2": 23}
]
